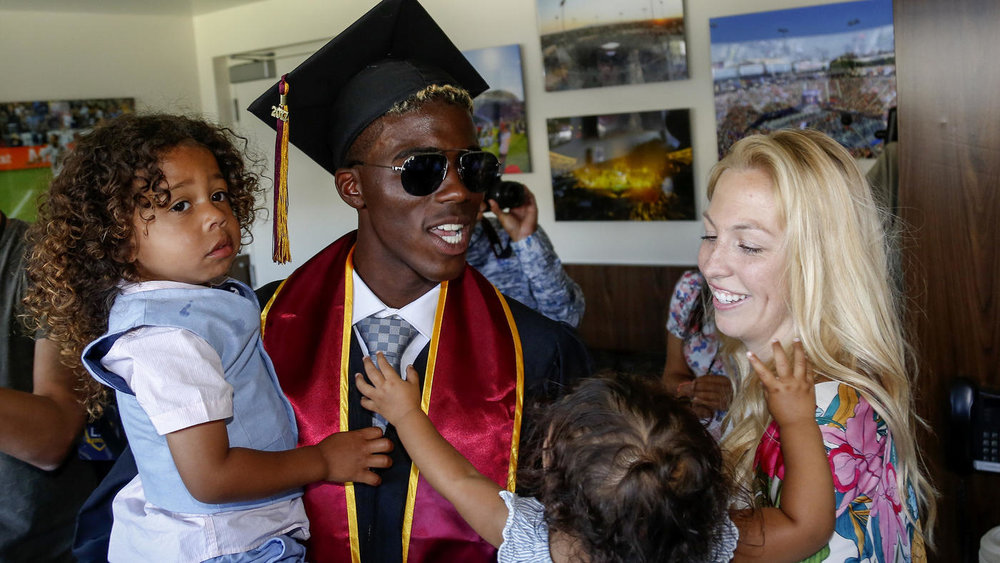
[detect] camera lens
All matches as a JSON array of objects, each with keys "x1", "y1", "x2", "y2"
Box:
[{"x1": 487, "y1": 180, "x2": 525, "y2": 209}]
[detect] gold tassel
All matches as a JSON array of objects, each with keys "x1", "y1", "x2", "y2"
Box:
[{"x1": 271, "y1": 75, "x2": 291, "y2": 264}]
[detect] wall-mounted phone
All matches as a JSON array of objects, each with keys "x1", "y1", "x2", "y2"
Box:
[{"x1": 949, "y1": 378, "x2": 1000, "y2": 473}]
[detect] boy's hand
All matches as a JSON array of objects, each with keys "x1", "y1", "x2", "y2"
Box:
[
  {"x1": 749, "y1": 339, "x2": 817, "y2": 428},
  {"x1": 356, "y1": 353, "x2": 422, "y2": 426},
  {"x1": 315, "y1": 426, "x2": 392, "y2": 485}
]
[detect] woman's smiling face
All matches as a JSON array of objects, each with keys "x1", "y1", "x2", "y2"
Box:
[{"x1": 697, "y1": 167, "x2": 794, "y2": 359}]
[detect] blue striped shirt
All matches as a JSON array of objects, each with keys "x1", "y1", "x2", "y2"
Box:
[
  {"x1": 496, "y1": 490, "x2": 739, "y2": 562},
  {"x1": 466, "y1": 219, "x2": 585, "y2": 327}
]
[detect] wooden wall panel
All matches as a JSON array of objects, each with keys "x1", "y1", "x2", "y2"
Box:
[
  {"x1": 895, "y1": 0, "x2": 1000, "y2": 558},
  {"x1": 564, "y1": 264, "x2": 693, "y2": 375}
]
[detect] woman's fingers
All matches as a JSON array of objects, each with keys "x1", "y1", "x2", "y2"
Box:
[{"x1": 691, "y1": 376, "x2": 734, "y2": 411}]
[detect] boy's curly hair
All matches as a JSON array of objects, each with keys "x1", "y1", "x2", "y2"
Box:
[
  {"x1": 519, "y1": 373, "x2": 731, "y2": 562},
  {"x1": 23, "y1": 113, "x2": 262, "y2": 417}
]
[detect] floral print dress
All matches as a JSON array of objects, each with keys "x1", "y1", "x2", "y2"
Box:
[
  {"x1": 667, "y1": 270, "x2": 725, "y2": 378},
  {"x1": 753, "y1": 381, "x2": 919, "y2": 562},
  {"x1": 667, "y1": 270, "x2": 728, "y2": 437}
]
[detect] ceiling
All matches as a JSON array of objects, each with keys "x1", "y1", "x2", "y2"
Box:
[{"x1": 0, "y1": 0, "x2": 267, "y2": 17}]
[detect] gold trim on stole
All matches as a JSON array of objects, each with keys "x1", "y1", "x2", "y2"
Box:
[
  {"x1": 494, "y1": 287, "x2": 524, "y2": 492},
  {"x1": 400, "y1": 280, "x2": 449, "y2": 563},
  {"x1": 342, "y1": 249, "x2": 361, "y2": 563},
  {"x1": 259, "y1": 278, "x2": 289, "y2": 338}
]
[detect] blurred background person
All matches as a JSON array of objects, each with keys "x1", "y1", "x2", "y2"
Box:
[
  {"x1": 1, "y1": 209, "x2": 100, "y2": 561},
  {"x1": 661, "y1": 269, "x2": 731, "y2": 439},
  {"x1": 467, "y1": 182, "x2": 584, "y2": 327}
]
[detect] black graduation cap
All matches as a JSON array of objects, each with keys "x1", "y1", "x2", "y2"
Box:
[
  {"x1": 247, "y1": 0, "x2": 488, "y2": 263},
  {"x1": 247, "y1": 0, "x2": 488, "y2": 175}
]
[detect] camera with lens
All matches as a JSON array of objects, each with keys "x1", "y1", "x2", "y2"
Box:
[{"x1": 485, "y1": 180, "x2": 525, "y2": 210}]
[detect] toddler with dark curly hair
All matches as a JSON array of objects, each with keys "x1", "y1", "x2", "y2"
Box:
[{"x1": 24, "y1": 113, "x2": 392, "y2": 562}]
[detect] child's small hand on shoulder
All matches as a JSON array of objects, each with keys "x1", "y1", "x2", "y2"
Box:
[
  {"x1": 315, "y1": 426, "x2": 393, "y2": 486},
  {"x1": 356, "y1": 353, "x2": 422, "y2": 427},
  {"x1": 749, "y1": 339, "x2": 817, "y2": 429}
]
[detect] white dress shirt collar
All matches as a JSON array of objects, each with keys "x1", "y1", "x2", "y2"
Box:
[{"x1": 350, "y1": 270, "x2": 439, "y2": 341}]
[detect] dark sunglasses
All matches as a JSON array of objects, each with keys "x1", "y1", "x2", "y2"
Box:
[{"x1": 355, "y1": 150, "x2": 500, "y2": 197}]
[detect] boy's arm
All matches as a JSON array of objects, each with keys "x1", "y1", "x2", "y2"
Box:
[
  {"x1": 732, "y1": 340, "x2": 835, "y2": 562},
  {"x1": 356, "y1": 354, "x2": 509, "y2": 547},
  {"x1": 166, "y1": 422, "x2": 391, "y2": 504},
  {"x1": 114, "y1": 326, "x2": 392, "y2": 504}
]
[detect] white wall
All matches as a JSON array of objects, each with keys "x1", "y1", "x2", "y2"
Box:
[{"x1": 0, "y1": 10, "x2": 202, "y2": 113}]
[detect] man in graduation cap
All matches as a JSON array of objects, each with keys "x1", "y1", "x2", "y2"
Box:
[{"x1": 246, "y1": 0, "x2": 591, "y2": 561}]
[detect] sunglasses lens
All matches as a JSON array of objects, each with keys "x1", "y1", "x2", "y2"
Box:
[
  {"x1": 399, "y1": 154, "x2": 448, "y2": 196},
  {"x1": 458, "y1": 152, "x2": 500, "y2": 193}
]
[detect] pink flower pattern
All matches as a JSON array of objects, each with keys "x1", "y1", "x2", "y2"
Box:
[{"x1": 752, "y1": 383, "x2": 916, "y2": 562}]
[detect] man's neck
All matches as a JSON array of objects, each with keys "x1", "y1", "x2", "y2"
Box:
[{"x1": 352, "y1": 257, "x2": 438, "y2": 309}]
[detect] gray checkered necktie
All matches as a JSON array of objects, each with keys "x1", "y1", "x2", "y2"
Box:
[{"x1": 356, "y1": 315, "x2": 417, "y2": 430}]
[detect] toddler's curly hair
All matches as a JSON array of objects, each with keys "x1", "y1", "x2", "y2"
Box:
[
  {"x1": 520, "y1": 373, "x2": 731, "y2": 562},
  {"x1": 23, "y1": 113, "x2": 262, "y2": 416}
]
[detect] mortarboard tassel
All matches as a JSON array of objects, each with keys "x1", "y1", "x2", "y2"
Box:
[{"x1": 270, "y1": 74, "x2": 291, "y2": 263}]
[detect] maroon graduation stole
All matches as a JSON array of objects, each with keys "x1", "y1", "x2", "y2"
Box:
[{"x1": 261, "y1": 231, "x2": 524, "y2": 562}]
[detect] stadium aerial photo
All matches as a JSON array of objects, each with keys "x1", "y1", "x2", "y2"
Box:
[
  {"x1": 710, "y1": 0, "x2": 895, "y2": 159},
  {"x1": 537, "y1": 0, "x2": 687, "y2": 91}
]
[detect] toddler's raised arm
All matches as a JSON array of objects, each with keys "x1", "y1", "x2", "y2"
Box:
[
  {"x1": 356, "y1": 354, "x2": 509, "y2": 547},
  {"x1": 732, "y1": 339, "x2": 835, "y2": 562}
]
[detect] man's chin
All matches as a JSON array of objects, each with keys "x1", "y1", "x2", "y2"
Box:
[{"x1": 420, "y1": 258, "x2": 468, "y2": 284}]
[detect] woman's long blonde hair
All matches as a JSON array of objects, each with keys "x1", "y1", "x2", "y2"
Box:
[{"x1": 713, "y1": 129, "x2": 935, "y2": 537}]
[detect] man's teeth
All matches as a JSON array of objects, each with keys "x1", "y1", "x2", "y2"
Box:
[
  {"x1": 435, "y1": 224, "x2": 463, "y2": 244},
  {"x1": 713, "y1": 289, "x2": 748, "y2": 304}
]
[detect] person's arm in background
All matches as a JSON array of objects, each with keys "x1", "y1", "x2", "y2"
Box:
[
  {"x1": 662, "y1": 270, "x2": 734, "y2": 419},
  {"x1": 0, "y1": 337, "x2": 88, "y2": 470},
  {"x1": 662, "y1": 331, "x2": 695, "y2": 394},
  {"x1": 486, "y1": 186, "x2": 585, "y2": 327},
  {"x1": 663, "y1": 327, "x2": 727, "y2": 420},
  {"x1": 662, "y1": 271, "x2": 699, "y2": 396}
]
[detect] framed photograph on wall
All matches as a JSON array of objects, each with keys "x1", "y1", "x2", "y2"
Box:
[
  {"x1": 462, "y1": 44, "x2": 532, "y2": 174},
  {"x1": 1, "y1": 97, "x2": 134, "y2": 221},
  {"x1": 547, "y1": 108, "x2": 694, "y2": 221},
  {"x1": 710, "y1": 0, "x2": 895, "y2": 159},
  {"x1": 536, "y1": 0, "x2": 688, "y2": 92}
]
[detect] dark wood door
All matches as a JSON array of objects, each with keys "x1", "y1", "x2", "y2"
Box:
[{"x1": 895, "y1": 0, "x2": 1000, "y2": 559}]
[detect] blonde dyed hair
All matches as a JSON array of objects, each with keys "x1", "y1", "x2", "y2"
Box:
[
  {"x1": 345, "y1": 84, "x2": 474, "y2": 165},
  {"x1": 712, "y1": 129, "x2": 935, "y2": 538},
  {"x1": 387, "y1": 83, "x2": 473, "y2": 116}
]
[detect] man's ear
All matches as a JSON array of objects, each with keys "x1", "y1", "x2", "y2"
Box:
[{"x1": 335, "y1": 168, "x2": 365, "y2": 210}]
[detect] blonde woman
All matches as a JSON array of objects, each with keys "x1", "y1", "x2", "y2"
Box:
[{"x1": 699, "y1": 129, "x2": 934, "y2": 562}]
